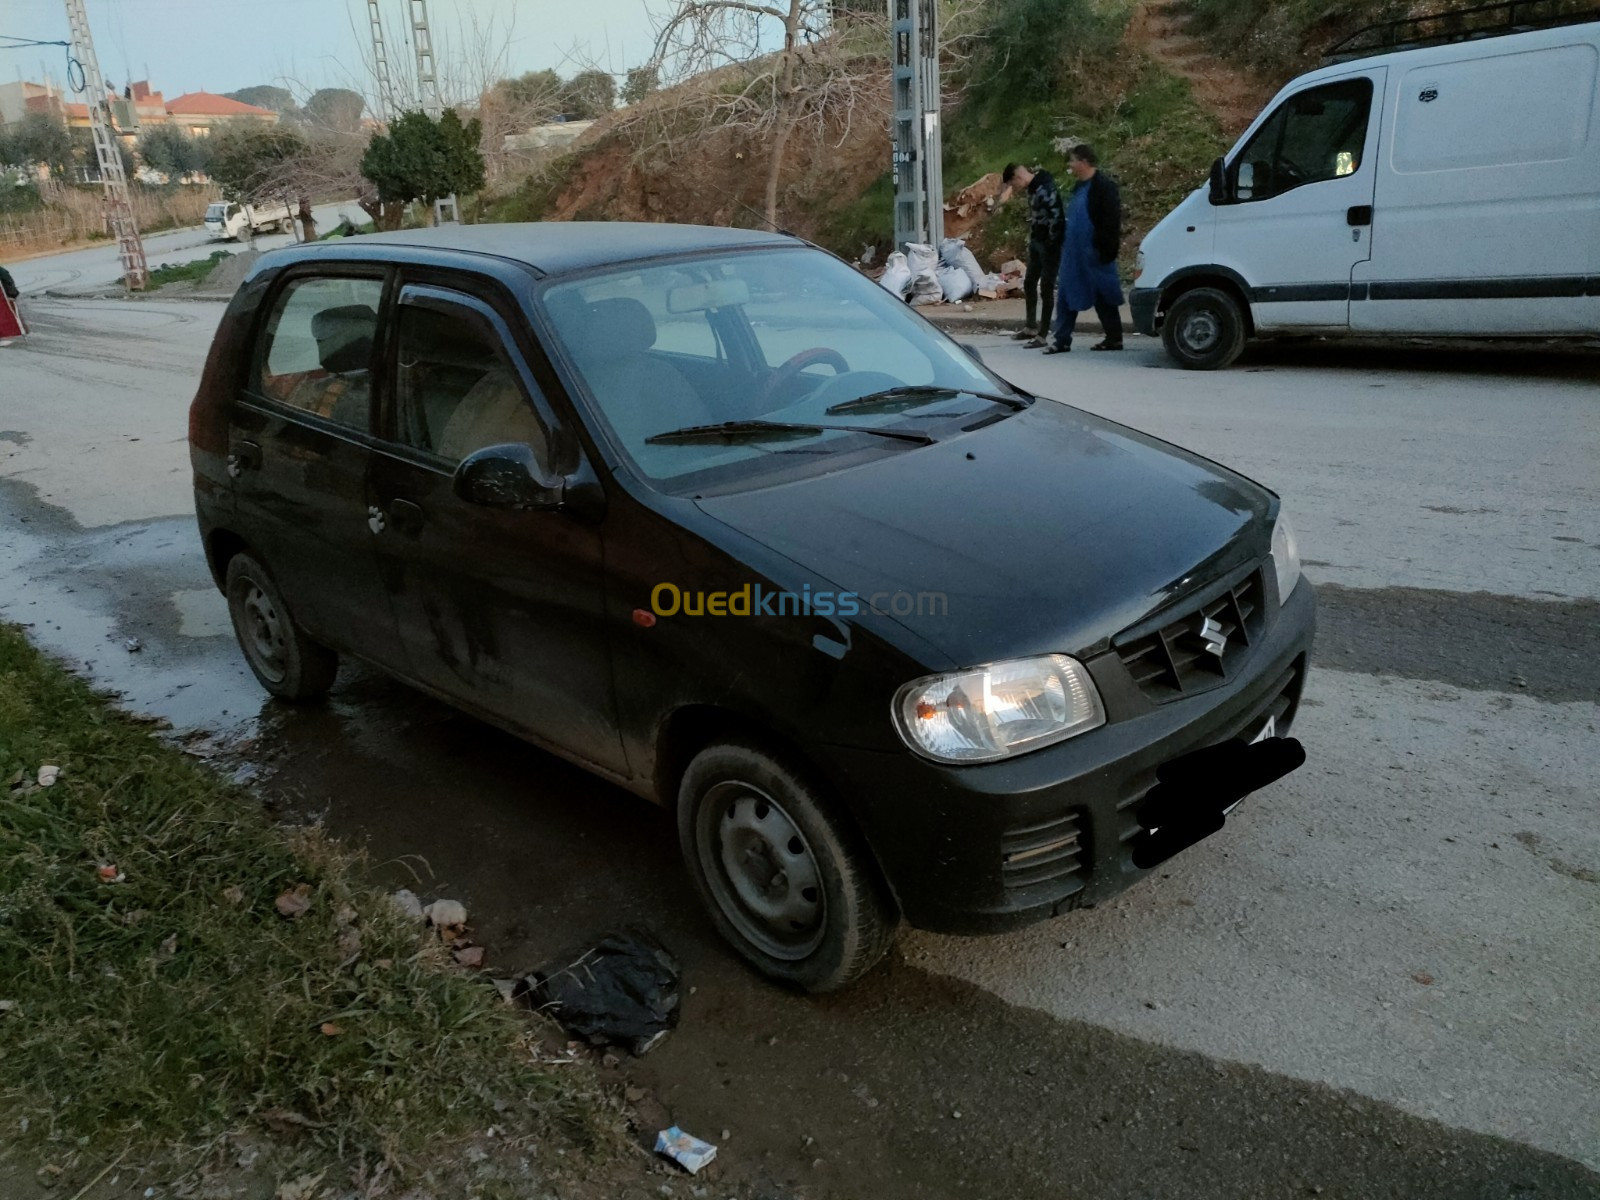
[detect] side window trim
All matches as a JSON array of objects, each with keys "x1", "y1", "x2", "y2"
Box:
[
  {"x1": 244, "y1": 265, "x2": 391, "y2": 440},
  {"x1": 1228, "y1": 73, "x2": 1378, "y2": 204},
  {"x1": 382, "y1": 283, "x2": 562, "y2": 473}
]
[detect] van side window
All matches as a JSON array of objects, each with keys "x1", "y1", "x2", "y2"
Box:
[
  {"x1": 254, "y1": 276, "x2": 383, "y2": 430},
  {"x1": 1234, "y1": 78, "x2": 1374, "y2": 203},
  {"x1": 392, "y1": 300, "x2": 551, "y2": 467}
]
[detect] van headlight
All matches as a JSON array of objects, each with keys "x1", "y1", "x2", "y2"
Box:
[
  {"x1": 893, "y1": 654, "x2": 1105, "y2": 764},
  {"x1": 1270, "y1": 512, "x2": 1301, "y2": 605},
  {"x1": 1135, "y1": 249, "x2": 1146, "y2": 276}
]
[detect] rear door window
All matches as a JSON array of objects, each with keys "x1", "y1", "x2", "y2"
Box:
[{"x1": 252, "y1": 275, "x2": 384, "y2": 430}]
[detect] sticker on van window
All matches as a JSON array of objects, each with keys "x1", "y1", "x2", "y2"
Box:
[{"x1": 1418, "y1": 85, "x2": 1439, "y2": 103}]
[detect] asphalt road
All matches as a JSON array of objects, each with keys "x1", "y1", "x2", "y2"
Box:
[
  {"x1": 1, "y1": 291, "x2": 1597, "y2": 1198},
  {"x1": 5, "y1": 202, "x2": 355, "y2": 299}
]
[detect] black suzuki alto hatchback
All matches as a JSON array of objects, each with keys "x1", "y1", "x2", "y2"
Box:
[{"x1": 190, "y1": 223, "x2": 1314, "y2": 990}]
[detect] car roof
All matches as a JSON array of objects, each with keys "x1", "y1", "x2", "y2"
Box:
[{"x1": 281, "y1": 221, "x2": 800, "y2": 277}]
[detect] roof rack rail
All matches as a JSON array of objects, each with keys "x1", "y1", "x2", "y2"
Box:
[{"x1": 1324, "y1": 0, "x2": 1600, "y2": 62}]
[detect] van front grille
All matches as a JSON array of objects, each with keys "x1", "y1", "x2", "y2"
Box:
[
  {"x1": 1116, "y1": 572, "x2": 1265, "y2": 704},
  {"x1": 1001, "y1": 810, "x2": 1085, "y2": 891}
]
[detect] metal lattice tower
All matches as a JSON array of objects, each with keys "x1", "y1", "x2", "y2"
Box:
[
  {"x1": 889, "y1": 0, "x2": 943, "y2": 252},
  {"x1": 409, "y1": 0, "x2": 443, "y2": 119},
  {"x1": 407, "y1": 0, "x2": 457, "y2": 223},
  {"x1": 367, "y1": 0, "x2": 396, "y2": 121},
  {"x1": 63, "y1": 0, "x2": 147, "y2": 290}
]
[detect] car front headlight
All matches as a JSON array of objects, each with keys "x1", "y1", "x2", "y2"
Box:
[
  {"x1": 1270, "y1": 512, "x2": 1301, "y2": 606},
  {"x1": 893, "y1": 654, "x2": 1105, "y2": 764},
  {"x1": 1135, "y1": 249, "x2": 1146, "y2": 276}
]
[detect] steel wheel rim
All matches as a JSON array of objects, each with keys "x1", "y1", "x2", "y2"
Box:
[
  {"x1": 234, "y1": 581, "x2": 288, "y2": 684},
  {"x1": 697, "y1": 780, "x2": 825, "y2": 961},
  {"x1": 1180, "y1": 307, "x2": 1222, "y2": 354}
]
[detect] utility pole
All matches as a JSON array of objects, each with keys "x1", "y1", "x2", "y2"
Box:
[
  {"x1": 63, "y1": 0, "x2": 147, "y2": 290},
  {"x1": 407, "y1": 0, "x2": 457, "y2": 224},
  {"x1": 889, "y1": 0, "x2": 942, "y2": 252},
  {"x1": 366, "y1": 0, "x2": 396, "y2": 122}
]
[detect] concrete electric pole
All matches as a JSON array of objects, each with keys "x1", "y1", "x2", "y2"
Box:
[
  {"x1": 63, "y1": 0, "x2": 148, "y2": 290},
  {"x1": 407, "y1": 0, "x2": 457, "y2": 223},
  {"x1": 890, "y1": 0, "x2": 943, "y2": 253}
]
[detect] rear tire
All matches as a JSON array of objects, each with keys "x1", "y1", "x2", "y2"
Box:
[
  {"x1": 1162, "y1": 286, "x2": 1248, "y2": 370},
  {"x1": 224, "y1": 553, "x2": 338, "y2": 702},
  {"x1": 678, "y1": 741, "x2": 898, "y2": 992}
]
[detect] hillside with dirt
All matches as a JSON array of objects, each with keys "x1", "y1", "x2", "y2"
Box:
[{"x1": 488, "y1": 0, "x2": 1421, "y2": 269}]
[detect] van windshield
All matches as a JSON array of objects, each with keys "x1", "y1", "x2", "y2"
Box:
[
  {"x1": 539, "y1": 247, "x2": 1023, "y2": 493},
  {"x1": 205, "y1": 203, "x2": 227, "y2": 220}
]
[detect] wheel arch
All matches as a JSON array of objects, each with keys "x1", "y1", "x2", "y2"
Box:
[
  {"x1": 1157, "y1": 266, "x2": 1256, "y2": 337},
  {"x1": 205, "y1": 528, "x2": 251, "y2": 589}
]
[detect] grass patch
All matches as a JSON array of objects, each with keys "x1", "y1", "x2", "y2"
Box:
[
  {"x1": 0, "y1": 624, "x2": 616, "y2": 1190},
  {"x1": 484, "y1": 152, "x2": 583, "y2": 224},
  {"x1": 145, "y1": 250, "x2": 230, "y2": 291}
]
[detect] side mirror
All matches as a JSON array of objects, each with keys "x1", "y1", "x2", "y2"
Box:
[
  {"x1": 960, "y1": 342, "x2": 985, "y2": 365},
  {"x1": 452, "y1": 443, "x2": 564, "y2": 512},
  {"x1": 1207, "y1": 157, "x2": 1228, "y2": 205}
]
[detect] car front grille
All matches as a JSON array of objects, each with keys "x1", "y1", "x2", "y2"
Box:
[
  {"x1": 1001, "y1": 809, "x2": 1086, "y2": 892},
  {"x1": 1116, "y1": 571, "x2": 1265, "y2": 704}
]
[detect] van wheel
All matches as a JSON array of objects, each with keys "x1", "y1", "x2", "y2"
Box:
[
  {"x1": 678, "y1": 742, "x2": 898, "y2": 992},
  {"x1": 224, "y1": 553, "x2": 338, "y2": 702},
  {"x1": 1163, "y1": 287, "x2": 1248, "y2": 370}
]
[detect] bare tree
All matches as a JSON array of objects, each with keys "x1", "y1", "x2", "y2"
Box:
[{"x1": 639, "y1": 0, "x2": 890, "y2": 230}]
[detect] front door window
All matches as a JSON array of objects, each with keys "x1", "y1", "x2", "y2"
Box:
[{"x1": 1234, "y1": 78, "x2": 1374, "y2": 203}]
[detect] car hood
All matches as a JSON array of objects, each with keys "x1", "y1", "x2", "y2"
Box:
[{"x1": 694, "y1": 401, "x2": 1274, "y2": 668}]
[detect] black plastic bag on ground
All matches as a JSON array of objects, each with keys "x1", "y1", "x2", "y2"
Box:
[{"x1": 518, "y1": 930, "x2": 681, "y2": 1055}]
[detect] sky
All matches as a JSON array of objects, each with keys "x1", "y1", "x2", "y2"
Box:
[{"x1": 1, "y1": 0, "x2": 655, "y2": 103}]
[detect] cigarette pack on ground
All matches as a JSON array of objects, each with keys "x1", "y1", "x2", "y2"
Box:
[{"x1": 655, "y1": 1126, "x2": 718, "y2": 1174}]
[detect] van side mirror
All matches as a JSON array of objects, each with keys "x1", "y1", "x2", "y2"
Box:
[
  {"x1": 1208, "y1": 157, "x2": 1228, "y2": 205},
  {"x1": 453, "y1": 443, "x2": 564, "y2": 512}
]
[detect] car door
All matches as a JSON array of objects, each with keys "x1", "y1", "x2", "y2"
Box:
[
  {"x1": 230, "y1": 268, "x2": 400, "y2": 667},
  {"x1": 367, "y1": 279, "x2": 626, "y2": 774},
  {"x1": 1213, "y1": 69, "x2": 1386, "y2": 331}
]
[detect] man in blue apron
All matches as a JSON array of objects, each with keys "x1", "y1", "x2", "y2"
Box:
[{"x1": 1043, "y1": 145, "x2": 1125, "y2": 354}]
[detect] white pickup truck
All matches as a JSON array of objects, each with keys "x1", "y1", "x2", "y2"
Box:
[{"x1": 204, "y1": 201, "x2": 294, "y2": 241}]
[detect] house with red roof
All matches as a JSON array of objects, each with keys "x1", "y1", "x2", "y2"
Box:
[{"x1": 164, "y1": 91, "x2": 279, "y2": 138}]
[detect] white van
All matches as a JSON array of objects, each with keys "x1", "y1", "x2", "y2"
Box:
[{"x1": 1131, "y1": 9, "x2": 1600, "y2": 368}]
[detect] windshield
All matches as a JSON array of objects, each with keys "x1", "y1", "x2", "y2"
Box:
[
  {"x1": 206, "y1": 203, "x2": 227, "y2": 220},
  {"x1": 539, "y1": 246, "x2": 1023, "y2": 492}
]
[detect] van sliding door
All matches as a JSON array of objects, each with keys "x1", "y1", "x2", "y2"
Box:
[{"x1": 1351, "y1": 38, "x2": 1600, "y2": 336}]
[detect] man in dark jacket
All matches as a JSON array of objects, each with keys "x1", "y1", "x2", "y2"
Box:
[
  {"x1": 1045, "y1": 144, "x2": 1126, "y2": 353},
  {"x1": 0, "y1": 265, "x2": 17, "y2": 300},
  {"x1": 1000, "y1": 162, "x2": 1065, "y2": 348}
]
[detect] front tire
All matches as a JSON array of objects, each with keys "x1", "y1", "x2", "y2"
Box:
[
  {"x1": 224, "y1": 553, "x2": 338, "y2": 702},
  {"x1": 678, "y1": 742, "x2": 898, "y2": 992},
  {"x1": 1162, "y1": 286, "x2": 1248, "y2": 370}
]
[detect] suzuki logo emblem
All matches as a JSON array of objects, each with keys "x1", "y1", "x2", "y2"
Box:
[{"x1": 1199, "y1": 615, "x2": 1228, "y2": 657}]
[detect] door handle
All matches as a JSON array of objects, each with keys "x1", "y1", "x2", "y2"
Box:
[
  {"x1": 389, "y1": 498, "x2": 425, "y2": 536},
  {"x1": 1347, "y1": 205, "x2": 1373, "y2": 227},
  {"x1": 227, "y1": 440, "x2": 262, "y2": 478},
  {"x1": 367, "y1": 505, "x2": 386, "y2": 535}
]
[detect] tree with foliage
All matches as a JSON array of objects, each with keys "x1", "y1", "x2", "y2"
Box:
[
  {"x1": 622, "y1": 64, "x2": 660, "y2": 107},
  {"x1": 361, "y1": 109, "x2": 486, "y2": 227},
  {"x1": 2, "y1": 113, "x2": 74, "y2": 179},
  {"x1": 557, "y1": 70, "x2": 617, "y2": 120},
  {"x1": 207, "y1": 125, "x2": 322, "y2": 238},
  {"x1": 225, "y1": 85, "x2": 299, "y2": 117},
  {"x1": 303, "y1": 88, "x2": 366, "y2": 134},
  {"x1": 137, "y1": 124, "x2": 210, "y2": 180}
]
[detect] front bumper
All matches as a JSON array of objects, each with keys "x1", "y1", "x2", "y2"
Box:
[
  {"x1": 819, "y1": 580, "x2": 1315, "y2": 935},
  {"x1": 1130, "y1": 287, "x2": 1160, "y2": 337}
]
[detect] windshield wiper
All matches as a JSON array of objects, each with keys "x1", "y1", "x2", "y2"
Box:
[
  {"x1": 645, "y1": 419, "x2": 934, "y2": 446},
  {"x1": 826, "y1": 385, "x2": 1029, "y2": 416}
]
